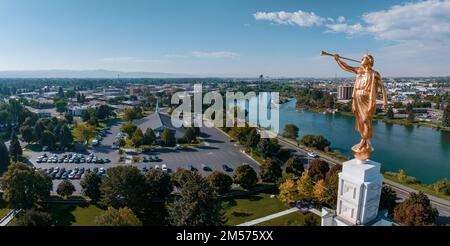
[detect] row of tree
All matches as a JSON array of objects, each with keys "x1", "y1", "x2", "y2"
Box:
[{"x1": 19, "y1": 117, "x2": 73, "y2": 148}]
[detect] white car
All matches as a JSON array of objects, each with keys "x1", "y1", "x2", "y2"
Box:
[
  {"x1": 155, "y1": 165, "x2": 160, "y2": 170},
  {"x1": 92, "y1": 139, "x2": 99, "y2": 146},
  {"x1": 162, "y1": 164, "x2": 168, "y2": 172},
  {"x1": 307, "y1": 152, "x2": 318, "y2": 158}
]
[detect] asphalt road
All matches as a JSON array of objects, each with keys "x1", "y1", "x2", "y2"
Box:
[{"x1": 26, "y1": 117, "x2": 260, "y2": 194}]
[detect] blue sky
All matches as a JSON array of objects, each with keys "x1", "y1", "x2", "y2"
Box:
[{"x1": 0, "y1": 0, "x2": 449, "y2": 77}]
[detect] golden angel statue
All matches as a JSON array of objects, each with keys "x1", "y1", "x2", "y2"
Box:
[{"x1": 332, "y1": 53, "x2": 388, "y2": 161}]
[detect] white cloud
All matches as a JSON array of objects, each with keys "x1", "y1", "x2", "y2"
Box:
[
  {"x1": 325, "y1": 0, "x2": 450, "y2": 43},
  {"x1": 192, "y1": 51, "x2": 240, "y2": 59},
  {"x1": 254, "y1": 10, "x2": 324, "y2": 27},
  {"x1": 326, "y1": 23, "x2": 364, "y2": 35},
  {"x1": 337, "y1": 16, "x2": 346, "y2": 23},
  {"x1": 101, "y1": 57, "x2": 167, "y2": 63}
]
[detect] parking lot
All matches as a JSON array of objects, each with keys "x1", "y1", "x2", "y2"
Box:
[{"x1": 26, "y1": 117, "x2": 260, "y2": 194}]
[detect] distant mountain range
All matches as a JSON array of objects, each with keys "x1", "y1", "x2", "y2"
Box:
[{"x1": 0, "y1": 69, "x2": 194, "y2": 78}]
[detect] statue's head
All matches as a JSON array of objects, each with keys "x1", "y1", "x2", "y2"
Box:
[{"x1": 361, "y1": 54, "x2": 374, "y2": 67}]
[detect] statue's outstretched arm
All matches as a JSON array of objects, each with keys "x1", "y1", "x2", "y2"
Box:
[{"x1": 335, "y1": 56, "x2": 358, "y2": 74}]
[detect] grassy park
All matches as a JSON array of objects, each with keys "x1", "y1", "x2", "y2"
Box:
[
  {"x1": 41, "y1": 203, "x2": 104, "y2": 226},
  {"x1": 255, "y1": 212, "x2": 320, "y2": 226},
  {"x1": 222, "y1": 189, "x2": 289, "y2": 226}
]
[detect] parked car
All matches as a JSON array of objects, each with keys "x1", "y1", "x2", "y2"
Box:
[
  {"x1": 188, "y1": 165, "x2": 197, "y2": 172},
  {"x1": 222, "y1": 164, "x2": 232, "y2": 172},
  {"x1": 162, "y1": 164, "x2": 168, "y2": 172},
  {"x1": 201, "y1": 164, "x2": 211, "y2": 171},
  {"x1": 307, "y1": 152, "x2": 319, "y2": 158},
  {"x1": 92, "y1": 139, "x2": 99, "y2": 146}
]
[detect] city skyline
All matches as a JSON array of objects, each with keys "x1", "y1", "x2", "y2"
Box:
[{"x1": 1, "y1": 0, "x2": 450, "y2": 77}]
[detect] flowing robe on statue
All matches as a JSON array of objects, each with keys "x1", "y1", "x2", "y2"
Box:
[{"x1": 352, "y1": 70, "x2": 378, "y2": 140}]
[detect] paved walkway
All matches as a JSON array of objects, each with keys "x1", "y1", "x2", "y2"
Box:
[
  {"x1": 237, "y1": 207, "x2": 300, "y2": 226},
  {"x1": 237, "y1": 207, "x2": 322, "y2": 226},
  {"x1": 0, "y1": 209, "x2": 21, "y2": 226}
]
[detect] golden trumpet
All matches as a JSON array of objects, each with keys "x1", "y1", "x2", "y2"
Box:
[{"x1": 320, "y1": 51, "x2": 360, "y2": 63}]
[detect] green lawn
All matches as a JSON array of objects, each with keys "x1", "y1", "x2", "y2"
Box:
[
  {"x1": 0, "y1": 200, "x2": 11, "y2": 219},
  {"x1": 222, "y1": 189, "x2": 289, "y2": 226},
  {"x1": 42, "y1": 203, "x2": 105, "y2": 226},
  {"x1": 383, "y1": 173, "x2": 450, "y2": 202},
  {"x1": 255, "y1": 212, "x2": 320, "y2": 226}
]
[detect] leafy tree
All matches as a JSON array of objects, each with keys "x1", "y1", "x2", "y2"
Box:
[
  {"x1": 80, "y1": 173, "x2": 102, "y2": 200},
  {"x1": 54, "y1": 99, "x2": 67, "y2": 113},
  {"x1": 233, "y1": 165, "x2": 257, "y2": 189},
  {"x1": 95, "y1": 207, "x2": 142, "y2": 226},
  {"x1": 56, "y1": 180, "x2": 76, "y2": 198},
  {"x1": 131, "y1": 128, "x2": 144, "y2": 147},
  {"x1": 146, "y1": 169, "x2": 173, "y2": 198},
  {"x1": 168, "y1": 172, "x2": 225, "y2": 226},
  {"x1": 0, "y1": 141, "x2": 10, "y2": 175},
  {"x1": 278, "y1": 179, "x2": 300, "y2": 205},
  {"x1": 432, "y1": 178, "x2": 450, "y2": 195},
  {"x1": 116, "y1": 138, "x2": 126, "y2": 147},
  {"x1": 73, "y1": 122, "x2": 96, "y2": 144},
  {"x1": 300, "y1": 135, "x2": 331, "y2": 151},
  {"x1": 172, "y1": 168, "x2": 197, "y2": 188},
  {"x1": 40, "y1": 130, "x2": 55, "y2": 148},
  {"x1": 183, "y1": 127, "x2": 197, "y2": 143},
  {"x1": 143, "y1": 128, "x2": 157, "y2": 145},
  {"x1": 120, "y1": 121, "x2": 137, "y2": 137},
  {"x1": 303, "y1": 213, "x2": 319, "y2": 226},
  {"x1": 123, "y1": 107, "x2": 143, "y2": 121},
  {"x1": 57, "y1": 87, "x2": 65, "y2": 98},
  {"x1": 386, "y1": 106, "x2": 394, "y2": 119},
  {"x1": 259, "y1": 158, "x2": 282, "y2": 183},
  {"x1": 64, "y1": 113, "x2": 73, "y2": 124},
  {"x1": 0, "y1": 162, "x2": 52, "y2": 209},
  {"x1": 9, "y1": 132, "x2": 22, "y2": 162},
  {"x1": 442, "y1": 104, "x2": 450, "y2": 127},
  {"x1": 244, "y1": 128, "x2": 260, "y2": 149},
  {"x1": 397, "y1": 169, "x2": 407, "y2": 182},
  {"x1": 393, "y1": 192, "x2": 438, "y2": 226},
  {"x1": 65, "y1": 90, "x2": 76, "y2": 98},
  {"x1": 207, "y1": 171, "x2": 233, "y2": 194},
  {"x1": 15, "y1": 208, "x2": 52, "y2": 226},
  {"x1": 97, "y1": 105, "x2": 113, "y2": 120},
  {"x1": 297, "y1": 171, "x2": 313, "y2": 199},
  {"x1": 393, "y1": 101, "x2": 404, "y2": 108},
  {"x1": 59, "y1": 125, "x2": 73, "y2": 147},
  {"x1": 282, "y1": 124, "x2": 299, "y2": 140},
  {"x1": 256, "y1": 138, "x2": 280, "y2": 158},
  {"x1": 100, "y1": 166, "x2": 148, "y2": 212},
  {"x1": 81, "y1": 110, "x2": 91, "y2": 122},
  {"x1": 406, "y1": 103, "x2": 415, "y2": 121},
  {"x1": 323, "y1": 165, "x2": 341, "y2": 209},
  {"x1": 20, "y1": 126, "x2": 34, "y2": 143},
  {"x1": 379, "y1": 185, "x2": 397, "y2": 215},
  {"x1": 33, "y1": 120, "x2": 45, "y2": 142},
  {"x1": 161, "y1": 128, "x2": 176, "y2": 147},
  {"x1": 313, "y1": 179, "x2": 326, "y2": 203},
  {"x1": 284, "y1": 155, "x2": 304, "y2": 176},
  {"x1": 308, "y1": 159, "x2": 330, "y2": 182}
]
